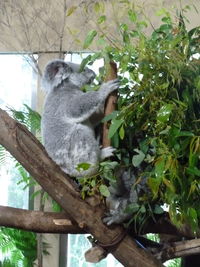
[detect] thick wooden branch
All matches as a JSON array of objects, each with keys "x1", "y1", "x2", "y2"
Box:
[
  {"x1": 0, "y1": 205, "x2": 84, "y2": 234},
  {"x1": 141, "y1": 213, "x2": 199, "y2": 239},
  {"x1": 155, "y1": 239, "x2": 200, "y2": 262},
  {"x1": 0, "y1": 206, "x2": 198, "y2": 241},
  {"x1": 0, "y1": 108, "x2": 163, "y2": 267},
  {"x1": 2, "y1": 206, "x2": 200, "y2": 264}
]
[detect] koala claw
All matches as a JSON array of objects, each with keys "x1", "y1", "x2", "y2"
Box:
[
  {"x1": 102, "y1": 216, "x2": 115, "y2": 226},
  {"x1": 101, "y1": 79, "x2": 119, "y2": 94},
  {"x1": 107, "y1": 79, "x2": 120, "y2": 90}
]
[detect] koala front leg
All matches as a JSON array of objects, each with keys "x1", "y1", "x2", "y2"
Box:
[
  {"x1": 98, "y1": 79, "x2": 119, "y2": 98},
  {"x1": 70, "y1": 79, "x2": 119, "y2": 123}
]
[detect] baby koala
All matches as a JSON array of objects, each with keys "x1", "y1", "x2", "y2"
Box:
[{"x1": 41, "y1": 59, "x2": 119, "y2": 177}]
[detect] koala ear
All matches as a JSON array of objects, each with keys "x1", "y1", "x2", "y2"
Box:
[{"x1": 42, "y1": 60, "x2": 72, "y2": 91}]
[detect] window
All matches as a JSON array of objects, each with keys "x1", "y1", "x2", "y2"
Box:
[{"x1": 0, "y1": 54, "x2": 36, "y2": 209}]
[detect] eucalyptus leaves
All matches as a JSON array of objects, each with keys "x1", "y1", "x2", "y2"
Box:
[{"x1": 82, "y1": 3, "x2": 200, "y2": 232}]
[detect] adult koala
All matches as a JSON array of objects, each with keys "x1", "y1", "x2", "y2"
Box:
[{"x1": 41, "y1": 59, "x2": 119, "y2": 177}]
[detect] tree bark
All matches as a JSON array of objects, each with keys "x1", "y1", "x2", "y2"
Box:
[
  {"x1": 0, "y1": 206, "x2": 198, "y2": 240},
  {"x1": 0, "y1": 108, "x2": 163, "y2": 267},
  {"x1": 0, "y1": 206, "x2": 84, "y2": 234},
  {"x1": 102, "y1": 61, "x2": 118, "y2": 148},
  {"x1": 155, "y1": 239, "x2": 200, "y2": 262}
]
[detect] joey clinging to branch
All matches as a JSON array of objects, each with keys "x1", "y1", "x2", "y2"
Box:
[{"x1": 41, "y1": 59, "x2": 119, "y2": 177}]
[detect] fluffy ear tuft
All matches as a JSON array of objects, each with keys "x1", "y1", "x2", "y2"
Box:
[{"x1": 42, "y1": 60, "x2": 72, "y2": 91}]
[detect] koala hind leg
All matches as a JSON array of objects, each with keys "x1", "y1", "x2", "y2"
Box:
[{"x1": 100, "y1": 146, "x2": 116, "y2": 160}]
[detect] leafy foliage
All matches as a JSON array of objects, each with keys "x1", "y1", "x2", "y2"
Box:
[
  {"x1": 0, "y1": 227, "x2": 50, "y2": 267},
  {"x1": 0, "y1": 227, "x2": 37, "y2": 267},
  {"x1": 0, "y1": 105, "x2": 41, "y2": 190},
  {"x1": 0, "y1": 106, "x2": 51, "y2": 264},
  {"x1": 9, "y1": 104, "x2": 41, "y2": 134},
  {"x1": 82, "y1": 3, "x2": 200, "y2": 232}
]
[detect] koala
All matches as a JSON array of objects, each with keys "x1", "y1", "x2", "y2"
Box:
[
  {"x1": 41, "y1": 59, "x2": 119, "y2": 177},
  {"x1": 103, "y1": 169, "x2": 138, "y2": 225},
  {"x1": 103, "y1": 168, "x2": 147, "y2": 225}
]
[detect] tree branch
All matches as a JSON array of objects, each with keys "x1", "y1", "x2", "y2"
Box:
[
  {"x1": 0, "y1": 205, "x2": 83, "y2": 234},
  {"x1": 155, "y1": 239, "x2": 200, "y2": 262},
  {"x1": 0, "y1": 206, "x2": 198, "y2": 241},
  {"x1": 2, "y1": 205, "x2": 200, "y2": 264},
  {"x1": 0, "y1": 108, "x2": 163, "y2": 267}
]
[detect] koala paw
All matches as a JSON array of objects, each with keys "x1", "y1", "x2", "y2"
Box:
[
  {"x1": 106, "y1": 79, "x2": 120, "y2": 92},
  {"x1": 101, "y1": 79, "x2": 119, "y2": 94},
  {"x1": 100, "y1": 146, "x2": 116, "y2": 160},
  {"x1": 102, "y1": 212, "x2": 131, "y2": 226}
]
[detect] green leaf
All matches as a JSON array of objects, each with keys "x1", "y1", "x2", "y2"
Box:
[
  {"x1": 154, "y1": 205, "x2": 164, "y2": 214},
  {"x1": 101, "y1": 111, "x2": 119, "y2": 122},
  {"x1": 156, "y1": 8, "x2": 169, "y2": 17},
  {"x1": 112, "y1": 131, "x2": 119, "y2": 148},
  {"x1": 155, "y1": 157, "x2": 166, "y2": 177},
  {"x1": 108, "y1": 119, "x2": 123, "y2": 139},
  {"x1": 94, "y1": 2, "x2": 100, "y2": 12},
  {"x1": 83, "y1": 30, "x2": 97, "y2": 49},
  {"x1": 99, "y1": 185, "x2": 110, "y2": 197},
  {"x1": 80, "y1": 52, "x2": 102, "y2": 72},
  {"x1": 186, "y1": 167, "x2": 200, "y2": 177},
  {"x1": 119, "y1": 125, "x2": 125, "y2": 139},
  {"x1": 187, "y1": 207, "x2": 198, "y2": 232},
  {"x1": 97, "y1": 15, "x2": 106, "y2": 24},
  {"x1": 76, "y1": 162, "x2": 91, "y2": 171},
  {"x1": 140, "y1": 205, "x2": 146, "y2": 213},
  {"x1": 161, "y1": 16, "x2": 172, "y2": 24},
  {"x1": 139, "y1": 139, "x2": 149, "y2": 154},
  {"x1": 128, "y1": 10, "x2": 137, "y2": 22},
  {"x1": 176, "y1": 131, "x2": 194, "y2": 137},
  {"x1": 132, "y1": 149, "x2": 145, "y2": 167},
  {"x1": 163, "y1": 178, "x2": 175, "y2": 193},
  {"x1": 79, "y1": 55, "x2": 92, "y2": 72},
  {"x1": 159, "y1": 24, "x2": 172, "y2": 33},
  {"x1": 125, "y1": 203, "x2": 140, "y2": 213},
  {"x1": 148, "y1": 177, "x2": 161, "y2": 198},
  {"x1": 157, "y1": 104, "x2": 173, "y2": 123},
  {"x1": 91, "y1": 180, "x2": 96, "y2": 187},
  {"x1": 66, "y1": 6, "x2": 77, "y2": 17}
]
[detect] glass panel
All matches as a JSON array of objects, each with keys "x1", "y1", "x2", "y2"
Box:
[{"x1": 0, "y1": 54, "x2": 35, "y2": 209}]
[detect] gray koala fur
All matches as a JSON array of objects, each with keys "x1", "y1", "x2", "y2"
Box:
[
  {"x1": 103, "y1": 169, "x2": 138, "y2": 225},
  {"x1": 41, "y1": 59, "x2": 119, "y2": 177}
]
